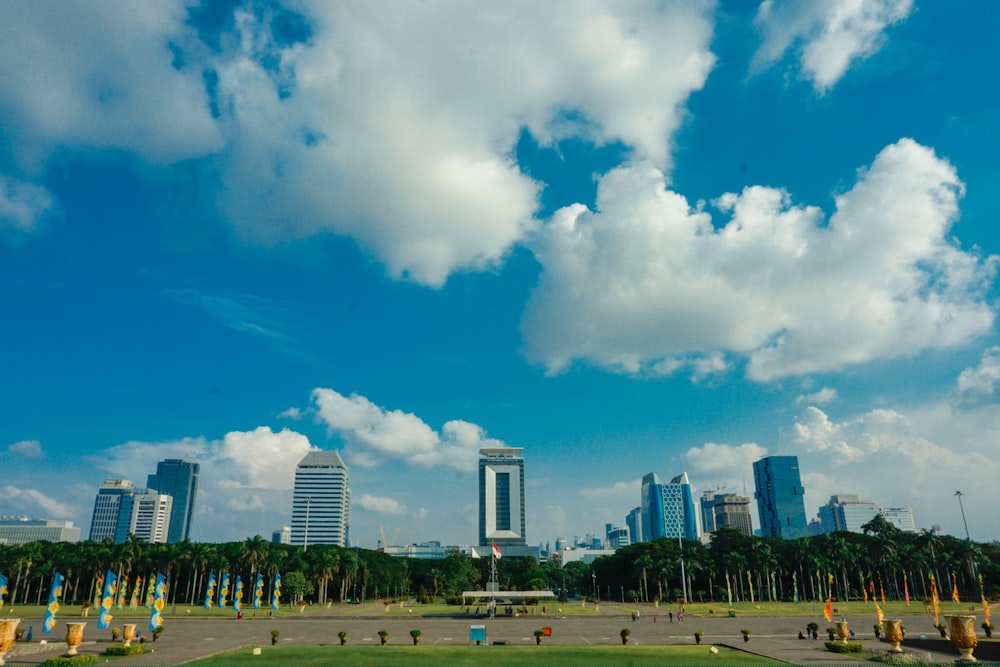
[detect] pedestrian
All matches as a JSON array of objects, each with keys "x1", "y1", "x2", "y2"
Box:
[
  {"x1": 669, "y1": 611, "x2": 673, "y2": 622},
  {"x1": 678, "y1": 611, "x2": 684, "y2": 623}
]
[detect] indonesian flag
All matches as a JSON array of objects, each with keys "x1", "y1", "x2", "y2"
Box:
[{"x1": 492, "y1": 542, "x2": 501, "y2": 559}]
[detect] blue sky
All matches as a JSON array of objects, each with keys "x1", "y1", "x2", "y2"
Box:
[{"x1": 2, "y1": 0, "x2": 999, "y2": 546}]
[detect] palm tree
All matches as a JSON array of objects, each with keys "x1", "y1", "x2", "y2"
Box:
[{"x1": 634, "y1": 554, "x2": 653, "y2": 603}]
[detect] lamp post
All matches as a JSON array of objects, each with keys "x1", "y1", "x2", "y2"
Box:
[
  {"x1": 303, "y1": 496, "x2": 311, "y2": 553},
  {"x1": 675, "y1": 491, "x2": 689, "y2": 603},
  {"x1": 592, "y1": 572, "x2": 597, "y2": 600},
  {"x1": 955, "y1": 491, "x2": 971, "y2": 541}
]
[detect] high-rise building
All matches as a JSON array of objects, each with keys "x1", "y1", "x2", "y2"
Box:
[
  {"x1": 640, "y1": 472, "x2": 699, "y2": 542},
  {"x1": 89, "y1": 479, "x2": 137, "y2": 542},
  {"x1": 147, "y1": 459, "x2": 200, "y2": 543},
  {"x1": 605, "y1": 523, "x2": 630, "y2": 549},
  {"x1": 881, "y1": 507, "x2": 916, "y2": 532},
  {"x1": 700, "y1": 491, "x2": 717, "y2": 534},
  {"x1": 0, "y1": 518, "x2": 80, "y2": 544},
  {"x1": 479, "y1": 447, "x2": 526, "y2": 552},
  {"x1": 126, "y1": 491, "x2": 173, "y2": 543},
  {"x1": 626, "y1": 507, "x2": 642, "y2": 544},
  {"x1": 753, "y1": 456, "x2": 808, "y2": 539},
  {"x1": 818, "y1": 494, "x2": 880, "y2": 534},
  {"x1": 290, "y1": 450, "x2": 351, "y2": 548},
  {"x1": 272, "y1": 526, "x2": 291, "y2": 544},
  {"x1": 712, "y1": 493, "x2": 753, "y2": 537}
]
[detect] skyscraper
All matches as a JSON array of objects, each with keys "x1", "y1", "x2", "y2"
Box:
[
  {"x1": 479, "y1": 447, "x2": 526, "y2": 551},
  {"x1": 89, "y1": 479, "x2": 137, "y2": 541},
  {"x1": 712, "y1": 493, "x2": 753, "y2": 537},
  {"x1": 699, "y1": 491, "x2": 717, "y2": 534},
  {"x1": 146, "y1": 459, "x2": 200, "y2": 543},
  {"x1": 290, "y1": 450, "x2": 350, "y2": 548},
  {"x1": 817, "y1": 494, "x2": 879, "y2": 534},
  {"x1": 753, "y1": 455, "x2": 808, "y2": 539},
  {"x1": 640, "y1": 472, "x2": 699, "y2": 542}
]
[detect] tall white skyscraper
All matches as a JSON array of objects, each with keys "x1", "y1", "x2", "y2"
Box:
[
  {"x1": 89, "y1": 479, "x2": 137, "y2": 542},
  {"x1": 128, "y1": 492, "x2": 173, "y2": 543},
  {"x1": 479, "y1": 447, "x2": 526, "y2": 550},
  {"x1": 290, "y1": 450, "x2": 350, "y2": 548}
]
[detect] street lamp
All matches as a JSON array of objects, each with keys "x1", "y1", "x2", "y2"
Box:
[
  {"x1": 592, "y1": 572, "x2": 597, "y2": 600},
  {"x1": 674, "y1": 492, "x2": 689, "y2": 603},
  {"x1": 955, "y1": 491, "x2": 971, "y2": 541}
]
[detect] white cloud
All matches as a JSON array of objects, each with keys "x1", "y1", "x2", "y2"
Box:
[
  {"x1": 206, "y1": 2, "x2": 715, "y2": 286},
  {"x1": 3, "y1": 485, "x2": 74, "y2": 518},
  {"x1": 522, "y1": 139, "x2": 996, "y2": 381},
  {"x1": 752, "y1": 0, "x2": 913, "y2": 92},
  {"x1": 7, "y1": 439, "x2": 43, "y2": 458},
  {"x1": 579, "y1": 479, "x2": 641, "y2": 499},
  {"x1": 356, "y1": 494, "x2": 407, "y2": 515},
  {"x1": 956, "y1": 347, "x2": 1000, "y2": 404},
  {"x1": 684, "y1": 442, "x2": 769, "y2": 482},
  {"x1": 0, "y1": 1, "x2": 221, "y2": 169},
  {"x1": 0, "y1": 176, "x2": 54, "y2": 233},
  {"x1": 796, "y1": 387, "x2": 838, "y2": 406},
  {"x1": 311, "y1": 387, "x2": 506, "y2": 471}
]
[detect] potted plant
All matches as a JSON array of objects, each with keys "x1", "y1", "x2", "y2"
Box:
[
  {"x1": 410, "y1": 629, "x2": 421, "y2": 645},
  {"x1": 873, "y1": 623, "x2": 882, "y2": 639},
  {"x1": 806, "y1": 622, "x2": 819, "y2": 640},
  {"x1": 826, "y1": 627, "x2": 836, "y2": 641},
  {"x1": 694, "y1": 631, "x2": 703, "y2": 645},
  {"x1": 620, "y1": 628, "x2": 631, "y2": 645},
  {"x1": 934, "y1": 622, "x2": 947, "y2": 638},
  {"x1": 982, "y1": 621, "x2": 993, "y2": 638},
  {"x1": 378, "y1": 629, "x2": 389, "y2": 645},
  {"x1": 151, "y1": 625, "x2": 163, "y2": 642},
  {"x1": 111, "y1": 627, "x2": 121, "y2": 642},
  {"x1": 338, "y1": 630, "x2": 347, "y2": 645},
  {"x1": 271, "y1": 629, "x2": 280, "y2": 646},
  {"x1": 741, "y1": 629, "x2": 751, "y2": 643},
  {"x1": 534, "y1": 629, "x2": 545, "y2": 645}
]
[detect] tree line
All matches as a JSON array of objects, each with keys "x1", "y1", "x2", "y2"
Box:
[{"x1": 1, "y1": 517, "x2": 996, "y2": 607}]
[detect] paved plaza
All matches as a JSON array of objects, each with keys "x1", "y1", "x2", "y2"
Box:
[{"x1": 3, "y1": 607, "x2": 973, "y2": 665}]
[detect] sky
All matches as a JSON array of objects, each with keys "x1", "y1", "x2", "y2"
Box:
[{"x1": 2, "y1": 0, "x2": 1000, "y2": 548}]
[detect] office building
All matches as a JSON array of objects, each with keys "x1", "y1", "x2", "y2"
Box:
[
  {"x1": 146, "y1": 459, "x2": 200, "y2": 543},
  {"x1": 818, "y1": 494, "x2": 880, "y2": 534},
  {"x1": 126, "y1": 491, "x2": 173, "y2": 543},
  {"x1": 626, "y1": 507, "x2": 642, "y2": 544},
  {"x1": 272, "y1": 526, "x2": 291, "y2": 544},
  {"x1": 479, "y1": 447, "x2": 527, "y2": 552},
  {"x1": 89, "y1": 479, "x2": 137, "y2": 541},
  {"x1": 640, "y1": 472, "x2": 699, "y2": 542},
  {"x1": 605, "y1": 523, "x2": 630, "y2": 550},
  {"x1": 290, "y1": 450, "x2": 351, "y2": 548},
  {"x1": 712, "y1": 493, "x2": 753, "y2": 537},
  {"x1": 753, "y1": 456, "x2": 808, "y2": 539},
  {"x1": 0, "y1": 517, "x2": 80, "y2": 544},
  {"x1": 881, "y1": 507, "x2": 916, "y2": 532},
  {"x1": 700, "y1": 491, "x2": 717, "y2": 534}
]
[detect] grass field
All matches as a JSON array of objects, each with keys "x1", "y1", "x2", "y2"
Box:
[
  {"x1": 188, "y1": 644, "x2": 781, "y2": 666},
  {"x1": 0, "y1": 598, "x2": 983, "y2": 620}
]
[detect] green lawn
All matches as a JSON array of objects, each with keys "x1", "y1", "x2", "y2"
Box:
[{"x1": 189, "y1": 644, "x2": 781, "y2": 666}]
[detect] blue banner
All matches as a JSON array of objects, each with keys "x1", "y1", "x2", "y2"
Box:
[
  {"x1": 97, "y1": 570, "x2": 117, "y2": 629},
  {"x1": 271, "y1": 573, "x2": 281, "y2": 612},
  {"x1": 149, "y1": 572, "x2": 166, "y2": 632},
  {"x1": 42, "y1": 572, "x2": 64, "y2": 633},
  {"x1": 204, "y1": 571, "x2": 216, "y2": 609}
]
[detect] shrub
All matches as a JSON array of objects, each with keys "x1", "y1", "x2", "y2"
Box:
[
  {"x1": 43, "y1": 655, "x2": 100, "y2": 666},
  {"x1": 824, "y1": 641, "x2": 864, "y2": 654},
  {"x1": 620, "y1": 628, "x2": 631, "y2": 637},
  {"x1": 806, "y1": 622, "x2": 819, "y2": 632},
  {"x1": 338, "y1": 631, "x2": 347, "y2": 639},
  {"x1": 270, "y1": 630, "x2": 280, "y2": 638},
  {"x1": 410, "y1": 629, "x2": 421, "y2": 638},
  {"x1": 104, "y1": 644, "x2": 146, "y2": 656},
  {"x1": 534, "y1": 629, "x2": 545, "y2": 637},
  {"x1": 378, "y1": 630, "x2": 389, "y2": 637}
]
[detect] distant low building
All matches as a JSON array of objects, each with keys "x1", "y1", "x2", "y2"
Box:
[
  {"x1": 818, "y1": 494, "x2": 880, "y2": 534},
  {"x1": 880, "y1": 507, "x2": 916, "y2": 532},
  {"x1": 0, "y1": 517, "x2": 80, "y2": 544},
  {"x1": 272, "y1": 525, "x2": 291, "y2": 544},
  {"x1": 555, "y1": 547, "x2": 616, "y2": 566}
]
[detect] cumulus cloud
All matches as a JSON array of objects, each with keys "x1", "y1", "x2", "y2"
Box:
[
  {"x1": 796, "y1": 387, "x2": 838, "y2": 406},
  {"x1": 0, "y1": 1, "x2": 221, "y2": 168},
  {"x1": 752, "y1": 0, "x2": 913, "y2": 92},
  {"x1": 203, "y1": 2, "x2": 716, "y2": 286},
  {"x1": 684, "y1": 442, "x2": 769, "y2": 482},
  {"x1": 0, "y1": 176, "x2": 54, "y2": 233},
  {"x1": 3, "y1": 485, "x2": 74, "y2": 518},
  {"x1": 522, "y1": 139, "x2": 996, "y2": 381},
  {"x1": 311, "y1": 387, "x2": 507, "y2": 471},
  {"x1": 956, "y1": 347, "x2": 1000, "y2": 405},
  {"x1": 356, "y1": 494, "x2": 407, "y2": 515},
  {"x1": 7, "y1": 439, "x2": 43, "y2": 458}
]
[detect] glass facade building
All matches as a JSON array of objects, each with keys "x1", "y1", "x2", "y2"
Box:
[
  {"x1": 478, "y1": 447, "x2": 526, "y2": 549},
  {"x1": 147, "y1": 458, "x2": 200, "y2": 543},
  {"x1": 753, "y1": 456, "x2": 808, "y2": 539},
  {"x1": 640, "y1": 472, "x2": 699, "y2": 542}
]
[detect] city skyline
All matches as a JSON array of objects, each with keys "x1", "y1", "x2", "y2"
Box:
[{"x1": 3, "y1": 2, "x2": 1000, "y2": 546}]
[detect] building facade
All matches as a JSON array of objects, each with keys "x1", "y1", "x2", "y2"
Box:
[
  {"x1": 641, "y1": 472, "x2": 699, "y2": 542},
  {"x1": 753, "y1": 456, "x2": 808, "y2": 539},
  {"x1": 712, "y1": 493, "x2": 754, "y2": 537},
  {"x1": 0, "y1": 518, "x2": 80, "y2": 544},
  {"x1": 881, "y1": 507, "x2": 916, "y2": 532},
  {"x1": 479, "y1": 447, "x2": 527, "y2": 552},
  {"x1": 290, "y1": 450, "x2": 351, "y2": 548},
  {"x1": 818, "y1": 494, "x2": 880, "y2": 534},
  {"x1": 146, "y1": 459, "x2": 200, "y2": 543},
  {"x1": 89, "y1": 479, "x2": 137, "y2": 542},
  {"x1": 126, "y1": 491, "x2": 173, "y2": 543},
  {"x1": 626, "y1": 506, "x2": 642, "y2": 544},
  {"x1": 700, "y1": 491, "x2": 717, "y2": 534}
]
